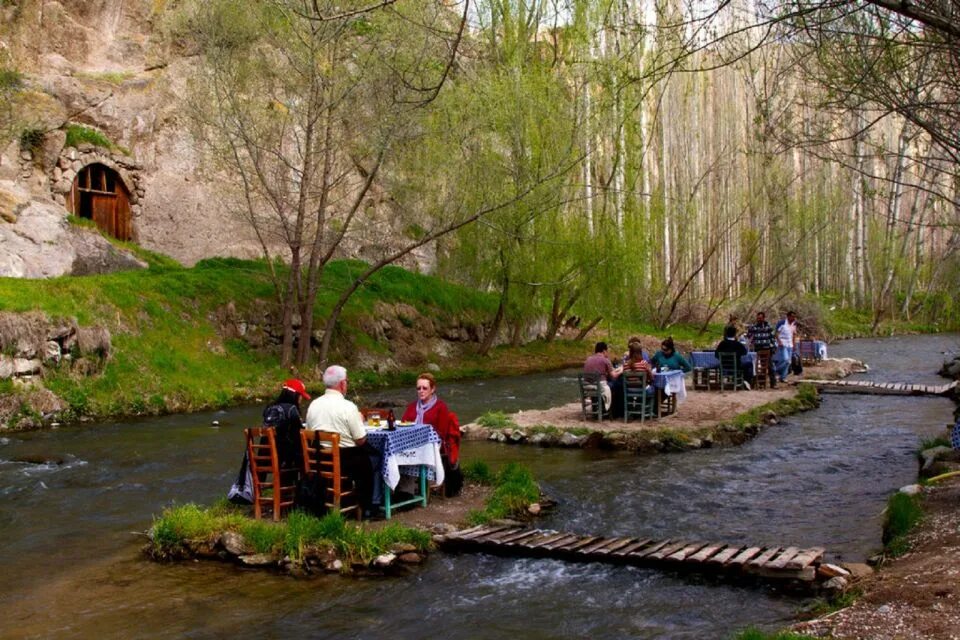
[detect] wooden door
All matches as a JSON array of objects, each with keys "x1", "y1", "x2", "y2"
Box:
[
  {"x1": 115, "y1": 189, "x2": 131, "y2": 241},
  {"x1": 91, "y1": 193, "x2": 117, "y2": 238}
]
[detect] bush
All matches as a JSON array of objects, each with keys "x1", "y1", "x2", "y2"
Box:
[
  {"x1": 883, "y1": 492, "x2": 923, "y2": 557},
  {"x1": 467, "y1": 462, "x2": 540, "y2": 525},
  {"x1": 64, "y1": 124, "x2": 117, "y2": 151},
  {"x1": 462, "y1": 460, "x2": 494, "y2": 485},
  {"x1": 18, "y1": 127, "x2": 44, "y2": 153}
]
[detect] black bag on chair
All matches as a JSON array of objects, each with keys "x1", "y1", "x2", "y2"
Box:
[
  {"x1": 227, "y1": 452, "x2": 254, "y2": 505},
  {"x1": 790, "y1": 352, "x2": 803, "y2": 376},
  {"x1": 442, "y1": 456, "x2": 463, "y2": 498}
]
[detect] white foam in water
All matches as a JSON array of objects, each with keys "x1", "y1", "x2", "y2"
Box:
[
  {"x1": 0, "y1": 437, "x2": 10, "y2": 445},
  {"x1": 38, "y1": 481, "x2": 47, "y2": 490}
]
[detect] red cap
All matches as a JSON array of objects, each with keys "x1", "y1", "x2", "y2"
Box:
[{"x1": 283, "y1": 378, "x2": 311, "y2": 400}]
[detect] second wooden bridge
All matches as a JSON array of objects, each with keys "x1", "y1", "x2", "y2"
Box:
[
  {"x1": 806, "y1": 378, "x2": 956, "y2": 397},
  {"x1": 439, "y1": 525, "x2": 837, "y2": 587}
]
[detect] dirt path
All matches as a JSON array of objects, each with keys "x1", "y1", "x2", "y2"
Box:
[{"x1": 794, "y1": 478, "x2": 960, "y2": 640}]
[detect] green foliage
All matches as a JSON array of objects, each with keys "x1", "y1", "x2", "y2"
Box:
[
  {"x1": 806, "y1": 587, "x2": 862, "y2": 617},
  {"x1": 64, "y1": 124, "x2": 124, "y2": 153},
  {"x1": 731, "y1": 629, "x2": 812, "y2": 640},
  {"x1": 66, "y1": 215, "x2": 97, "y2": 229},
  {"x1": 475, "y1": 411, "x2": 517, "y2": 430},
  {"x1": 467, "y1": 462, "x2": 540, "y2": 525},
  {"x1": 461, "y1": 460, "x2": 494, "y2": 485},
  {"x1": 883, "y1": 492, "x2": 923, "y2": 557},
  {"x1": 0, "y1": 68, "x2": 23, "y2": 91},
  {"x1": 18, "y1": 127, "x2": 43, "y2": 153},
  {"x1": 919, "y1": 435, "x2": 951, "y2": 453},
  {"x1": 150, "y1": 504, "x2": 430, "y2": 565}
]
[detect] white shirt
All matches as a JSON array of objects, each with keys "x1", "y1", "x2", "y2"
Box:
[
  {"x1": 777, "y1": 319, "x2": 797, "y2": 348},
  {"x1": 304, "y1": 389, "x2": 366, "y2": 447}
]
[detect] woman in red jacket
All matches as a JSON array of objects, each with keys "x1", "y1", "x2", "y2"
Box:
[{"x1": 401, "y1": 372, "x2": 462, "y2": 496}]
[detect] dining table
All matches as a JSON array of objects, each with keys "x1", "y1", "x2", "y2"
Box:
[
  {"x1": 364, "y1": 423, "x2": 445, "y2": 519},
  {"x1": 651, "y1": 369, "x2": 686, "y2": 417},
  {"x1": 689, "y1": 350, "x2": 757, "y2": 377}
]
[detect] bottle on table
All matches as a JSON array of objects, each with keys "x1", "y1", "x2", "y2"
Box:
[{"x1": 387, "y1": 409, "x2": 396, "y2": 431}]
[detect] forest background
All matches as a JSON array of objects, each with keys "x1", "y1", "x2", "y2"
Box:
[{"x1": 0, "y1": 0, "x2": 958, "y2": 419}]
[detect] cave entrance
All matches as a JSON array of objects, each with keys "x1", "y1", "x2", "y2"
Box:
[{"x1": 67, "y1": 163, "x2": 133, "y2": 241}]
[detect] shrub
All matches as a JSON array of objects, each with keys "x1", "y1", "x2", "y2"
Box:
[
  {"x1": 467, "y1": 462, "x2": 540, "y2": 525},
  {"x1": 64, "y1": 124, "x2": 117, "y2": 151},
  {"x1": 18, "y1": 127, "x2": 44, "y2": 153},
  {"x1": 462, "y1": 460, "x2": 494, "y2": 485},
  {"x1": 883, "y1": 492, "x2": 923, "y2": 557}
]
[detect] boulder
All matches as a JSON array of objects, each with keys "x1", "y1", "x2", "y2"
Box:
[
  {"x1": 41, "y1": 130, "x2": 67, "y2": 171},
  {"x1": 14, "y1": 358, "x2": 42, "y2": 376},
  {"x1": 44, "y1": 341, "x2": 61, "y2": 364},
  {"x1": 822, "y1": 576, "x2": 848, "y2": 592},
  {"x1": 842, "y1": 562, "x2": 875, "y2": 579},
  {"x1": 396, "y1": 552, "x2": 424, "y2": 565},
  {"x1": 898, "y1": 483, "x2": 923, "y2": 496},
  {"x1": 527, "y1": 503, "x2": 541, "y2": 515},
  {"x1": 372, "y1": 553, "x2": 396, "y2": 569},
  {"x1": 920, "y1": 446, "x2": 953, "y2": 472},
  {"x1": 76, "y1": 326, "x2": 112, "y2": 358},
  {"x1": 0, "y1": 356, "x2": 14, "y2": 379},
  {"x1": 559, "y1": 432, "x2": 586, "y2": 447},
  {"x1": 239, "y1": 553, "x2": 275, "y2": 566},
  {"x1": 220, "y1": 531, "x2": 249, "y2": 556}
]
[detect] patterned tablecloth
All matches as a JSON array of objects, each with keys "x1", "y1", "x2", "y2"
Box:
[
  {"x1": 690, "y1": 351, "x2": 757, "y2": 376},
  {"x1": 365, "y1": 424, "x2": 444, "y2": 490},
  {"x1": 652, "y1": 369, "x2": 687, "y2": 402}
]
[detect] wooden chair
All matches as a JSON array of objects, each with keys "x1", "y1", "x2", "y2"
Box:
[
  {"x1": 578, "y1": 372, "x2": 605, "y2": 422},
  {"x1": 359, "y1": 407, "x2": 384, "y2": 425},
  {"x1": 754, "y1": 349, "x2": 772, "y2": 389},
  {"x1": 244, "y1": 427, "x2": 298, "y2": 522},
  {"x1": 300, "y1": 430, "x2": 362, "y2": 520},
  {"x1": 623, "y1": 371, "x2": 656, "y2": 423},
  {"x1": 718, "y1": 352, "x2": 744, "y2": 391}
]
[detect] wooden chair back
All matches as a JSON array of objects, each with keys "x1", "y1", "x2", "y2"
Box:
[
  {"x1": 717, "y1": 352, "x2": 744, "y2": 391},
  {"x1": 300, "y1": 430, "x2": 362, "y2": 520},
  {"x1": 578, "y1": 372, "x2": 604, "y2": 422},
  {"x1": 244, "y1": 427, "x2": 298, "y2": 521},
  {"x1": 754, "y1": 349, "x2": 772, "y2": 389},
  {"x1": 622, "y1": 371, "x2": 655, "y2": 423}
]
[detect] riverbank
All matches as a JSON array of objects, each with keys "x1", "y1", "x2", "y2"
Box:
[
  {"x1": 460, "y1": 358, "x2": 865, "y2": 451},
  {"x1": 792, "y1": 475, "x2": 960, "y2": 639}
]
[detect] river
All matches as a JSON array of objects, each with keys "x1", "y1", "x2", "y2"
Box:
[{"x1": 1, "y1": 334, "x2": 957, "y2": 639}]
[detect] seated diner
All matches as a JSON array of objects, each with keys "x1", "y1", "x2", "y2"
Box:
[
  {"x1": 650, "y1": 337, "x2": 692, "y2": 373},
  {"x1": 304, "y1": 365, "x2": 378, "y2": 518},
  {"x1": 715, "y1": 325, "x2": 755, "y2": 388},
  {"x1": 402, "y1": 373, "x2": 463, "y2": 497},
  {"x1": 583, "y1": 341, "x2": 623, "y2": 411},
  {"x1": 611, "y1": 341, "x2": 654, "y2": 419}
]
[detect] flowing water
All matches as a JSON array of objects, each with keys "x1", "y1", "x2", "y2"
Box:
[{"x1": 1, "y1": 334, "x2": 957, "y2": 639}]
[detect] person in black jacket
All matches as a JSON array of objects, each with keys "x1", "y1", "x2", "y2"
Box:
[
  {"x1": 263, "y1": 378, "x2": 310, "y2": 470},
  {"x1": 715, "y1": 325, "x2": 754, "y2": 388}
]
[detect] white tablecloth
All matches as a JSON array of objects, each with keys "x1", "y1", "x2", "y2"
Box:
[
  {"x1": 653, "y1": 370, "x2": 687, "y2": 403},
  {"x1": 365, "y1": 425, "x2": 445, "y2": 490}
]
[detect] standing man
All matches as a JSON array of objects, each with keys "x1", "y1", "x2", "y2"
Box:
[
  {"x1": 583, "y1": 341, "x2": 622, "y2": 412},
  {"x1": 305, "y1": 365, "x2": 377, "y2": 517},
  {"x1": 774, "y1": 310, "x2": 798, "y2": 384},
  {"x1": 747, "y1": 311, "x2": 777, "y2": 389}
]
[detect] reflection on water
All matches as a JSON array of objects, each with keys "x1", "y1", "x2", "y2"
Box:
[{"x1": 0, "y1": 334, "x2": 957, "y2": 639}]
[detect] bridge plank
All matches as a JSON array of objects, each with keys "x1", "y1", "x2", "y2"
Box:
[
  {"x1": 525, "y1": 532, "x2": 571, "y2": 549},
  {"x1": 449, "y1": 525, "x2": 487, "y2": 539},
  {"x1": 688, "y1": 543, "x2": 726, "y2": 563},
  {"x1": 785, "y1": 547, "x2": 825, "y2": 569},
  {"x1": 707, "y1": 546, "x2": 743, "y2": 565},
  {"x1": 581, "y1": 537, "x2": 623, "y2": 554},
  {"x1": 484, "y1": 527, "x2": 526, "y2": 542},
  {"x1": 595, "y1": 538, "x2": 636, "y2": 555},
  {"x1": 765, "y1": 546, "x2": 801, "y2": 570},
  {"x1": 611, "y1": 538, "x2": 653, "y2": 557},
  {"x1": 631, "y1": 540, "x2": 671, "y2": 558},
  {"x1": 747, "y1": 547, "x2": 782, "y2": 568},
  {"x1": 541, "y1": 534, "x2": 583, "y2": 551},
  {"x1": 649, "y1": 540, "x2": 689, "y2": 560},
  {"x1": 460, "y1": 526, "x2": 511, "y2": 541},
  {"x1": 559, "y1": 536, "x2": 601, "y2": 552},
  {"x1": 668, "y1": 542, "x2": 708, "y2": 562},
  {"x1": 497, "y1": 529, "x2": 543, "y2": 545},
  {"x1": 727, "y1": 546, "x2": 764, "y2": 567}
]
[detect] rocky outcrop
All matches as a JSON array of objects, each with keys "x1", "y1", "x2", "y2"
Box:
[
  {"x1": 939, "y1": 354, "x2": 960, "y2": 380},
  {"x1": 0, "y1": 181, "x2": 147, "y2": 277}
]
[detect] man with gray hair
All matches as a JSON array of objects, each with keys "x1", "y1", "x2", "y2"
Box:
[{"x1": 305, "y1": 365, "x2": 376, "y2": 516}]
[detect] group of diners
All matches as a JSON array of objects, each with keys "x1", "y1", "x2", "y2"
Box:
[
  {"x1": 259, "y1": 366, "x2": 461, "y2": 520},
  {"x1": 582, "y1": 309, "x2": 804, "y2": 418}
]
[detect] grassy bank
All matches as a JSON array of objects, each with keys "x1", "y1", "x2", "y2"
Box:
[
  {"x1": 149, "y1": 501, "x2": 430, "y2": 566},
  {"x1": 463, "y1": 461, "x2": 541, "y2": 524},
  {"x1": 882, "y1": 491, "x2": 924, "y2": 558}
]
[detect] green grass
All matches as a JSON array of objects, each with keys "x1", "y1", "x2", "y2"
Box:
[
  {"x1": 466, "y1": 462, "x2": 540, "y2": 525},
  {"x1": 919, "y1": 435, "x2": 951, "y2": 452},
  {"x1": 461, "y1": 460, "x2": 494, "y2": 485},
  {"x1": 732, "y1": 629, "x2": 812, "y2": 640},
  {"x1": 883, "y1": 492, "x2": 923, "y2": 557},
  {"x1": 63, "y1": 124, "x2": 130, "y2": 155},
  {"x1": 149, "y1": 503, "x2": 430, "y2": 565},
  {"x1": 475, "y1": 411, "x2": 518, "y2": 430},
  {"x1": 805, "y1": 587, "x2": 863, "y2": 617},
  {"x1": 727, "y1": 383, "x2": 819, "y2": 431}
]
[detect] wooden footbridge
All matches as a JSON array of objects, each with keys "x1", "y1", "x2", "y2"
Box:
[
  {"x1": 805, "y1": 378, "x2": 957, "y2": 397},
  {"x1": 439, "y1": 525, "x2": 838, "y2": 587}
]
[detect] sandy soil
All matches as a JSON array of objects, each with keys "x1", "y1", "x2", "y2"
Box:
[
  {"x1": 366, "y1": 483, "x2": 491, "y2": 531},
  {"x1": 794, "y1": 478, "x2": 960, "y2": 640},
  {"x1": 509, "y1": 386, "x2": 798, "y2": 433}
]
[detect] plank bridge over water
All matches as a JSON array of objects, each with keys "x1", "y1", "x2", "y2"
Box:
[
  {"x1": 806, "y1": 378, "x2": 957, "y2": 397},
  {"x1": 440, "y1": 525, "x2": 833, "y2": 586}
]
